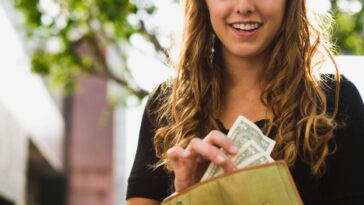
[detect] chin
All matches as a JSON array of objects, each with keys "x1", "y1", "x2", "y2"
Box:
[
  {"x1": 234, "y1": 50, "x2": 262, "y2": 58},
  {"x1": 233, "y1": 45, "x2": 268, "y2": 58}
]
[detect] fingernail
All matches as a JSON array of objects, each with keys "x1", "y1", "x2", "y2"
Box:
[
  {"x1": 216, "y1": 155, "x2": 225, "y2": 164},
  {"x1": 229, "y1": 146, "x2": 238, "y2": 154}
]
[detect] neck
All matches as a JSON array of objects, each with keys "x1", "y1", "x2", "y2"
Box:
[
  {"x1": 218, "y1": 50, "x2": 271, "y2": 124},
  {"x1": 221, "y1": 50, "x2": 268, "y2": 92}
]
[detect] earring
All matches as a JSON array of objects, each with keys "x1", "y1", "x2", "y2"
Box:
[
  {"x1": 210, "y1": 33, "x2": 216, "y2": 65},
  {"x1": 211, "y1": 33, "x2": 216, "y2": 55}
]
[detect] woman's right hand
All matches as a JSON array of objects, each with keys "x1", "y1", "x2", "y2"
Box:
[{"x1": 166, "y1": 130, "x2": 238, "y2": 193}]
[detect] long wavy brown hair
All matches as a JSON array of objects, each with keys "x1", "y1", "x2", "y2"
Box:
[{"x1": 152, "y1": 0, "x2": 340, "y2": 175}]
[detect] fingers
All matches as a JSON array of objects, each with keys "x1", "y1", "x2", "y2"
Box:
[
  {"x1": 167, "y1": 130, "x2": 236, "y2": 170},
  {"x1": 166, "y1": 146, "x2": 189, "y2": 170},
  {"x1": 167, "y1": 146, "x2": 196, "y2": 192},
  {"x1": 204, "y1": 130, "x2": 238, "y2": 155},
  {"x1": 187, "y1": 136, "x2": 236, "y2": 172},
  {"x1": 166, "y1": 130, "x2": 237, "y2": 192}
]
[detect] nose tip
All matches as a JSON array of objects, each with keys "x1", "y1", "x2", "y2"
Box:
[{"x1": 236, "y1": 0, "x2": 256, "y2": 15}]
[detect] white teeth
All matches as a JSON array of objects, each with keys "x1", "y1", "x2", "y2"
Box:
[{"x1": 232, "y1": 23, "x2": 260, "y2": 31}]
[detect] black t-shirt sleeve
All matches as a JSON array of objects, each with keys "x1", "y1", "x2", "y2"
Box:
[
  {"x1": 320, "y1": 76, "x2": 364, "y2": 204},
  {"x1": 126, "y1": 85, "x2": 171, "y2": 201}
]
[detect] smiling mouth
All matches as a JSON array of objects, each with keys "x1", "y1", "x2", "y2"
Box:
[{"x1": 230, "y1": 23, "x2": 262, "y2": 32}]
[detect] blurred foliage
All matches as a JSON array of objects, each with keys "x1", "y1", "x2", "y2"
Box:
[
  {"x1": 331, "y1": 0, "x2": 364, "y2": 54},
  {"x1": 13, "y1": 0, "x2": 364, "y2": 99},
  {"x1": 13, "y1": 0, "x2": 166, "y2": 99}
]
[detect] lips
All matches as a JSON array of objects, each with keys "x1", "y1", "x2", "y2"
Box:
[
  {"x1": 230, "y1": 22, "x2": 263, "y2": 32},
  {"x1": 229, "y1": 22, "x2": 263, "y2": 37}
]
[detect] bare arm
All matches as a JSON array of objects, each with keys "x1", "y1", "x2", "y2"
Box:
[{"x1": 127, "y1": 197, "x2": 160, "y2": 205}]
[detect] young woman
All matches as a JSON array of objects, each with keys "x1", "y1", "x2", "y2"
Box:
[{"x1": 127, "y1": 0, "x2": 364, "y2": 204}]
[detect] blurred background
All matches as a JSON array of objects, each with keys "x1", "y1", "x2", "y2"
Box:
[{"x1": 0, "y1": 0, "x2": 363, "y2": 205}]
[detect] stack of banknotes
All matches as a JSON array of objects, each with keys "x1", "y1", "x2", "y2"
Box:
[{"x1": 201, "y1": 116, "x2": 276, "y2": 181}]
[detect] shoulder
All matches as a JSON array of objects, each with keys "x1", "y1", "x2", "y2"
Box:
[
  {"x1": 319, "y1": 75, "x2": 364, "y2": 203},
  {"x1": 322, "y1": 74, "x2": 363, "y2": 102},
  {"x1": 320, "y1": 74, "x2": 360, "y2": 97},
  {"x1": 146, "y1": 79, "x2": 173, "y2": 111},
  {"x1": 144, "y1": 80, "x2": 173, "y2": 125},
  {"x1": 320, "y1": 74, "x2": 364, "y2": 120}
]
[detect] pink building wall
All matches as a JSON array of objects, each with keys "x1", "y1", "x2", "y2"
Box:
[{"x1": 68, "y1": 76, "x2": 113, "y2": 205}]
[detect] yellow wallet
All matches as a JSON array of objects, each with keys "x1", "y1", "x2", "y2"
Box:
[{"x1": 161, "y1": 161, "x2": 303, "y2": 205}]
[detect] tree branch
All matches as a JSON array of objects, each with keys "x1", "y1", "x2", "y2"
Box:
[
  {"x1": 139, "y1": 20, "x2": 171, "y2": 62},
  {"x1": 85, "y1": 23, "x2": 149, "y2": 99}
]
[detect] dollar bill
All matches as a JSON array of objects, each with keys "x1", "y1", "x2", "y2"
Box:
[
  {"x1": 201, "y1": 160, "x2": 221, "y2": 181},
  {"x1": 231, "y1": 140, "x2": 274, "y2": 169},
  {"x1": 200, "y1": 116, "x2": 276, "y2": 181},
  {"x1": 201, "y1": 140, "x2": 265, "y2": 181},
  {"x1": 242, "y1": 153, "x2": 274, "y2": 168},
  {"x1": 228, "y1": 115, "x2": 276, "y2": 155},
  {"x1": 231, "y1": 140, "x2": 271, "y2": 168}
]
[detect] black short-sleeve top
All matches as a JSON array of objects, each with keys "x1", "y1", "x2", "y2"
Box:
[{"x1": 126, "y1": 75, "x2": 364, "y2": 205}]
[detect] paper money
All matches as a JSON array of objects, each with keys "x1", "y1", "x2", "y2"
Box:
[
  {"x1": 228, "y1": 115, "x2": 275, "y2": 154},
  {"x1": 200, "y1": 116, "x2": 276, "y2": 181},
  {"x1": 231, "y1": 140, "x2": 272, "y2": 168},
  {"x1": 202, "y1": 140, "x2": 262, "y2": 180},
  {"x1": 243, "y1": 153, "x2": 274, "y2": 167}
]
